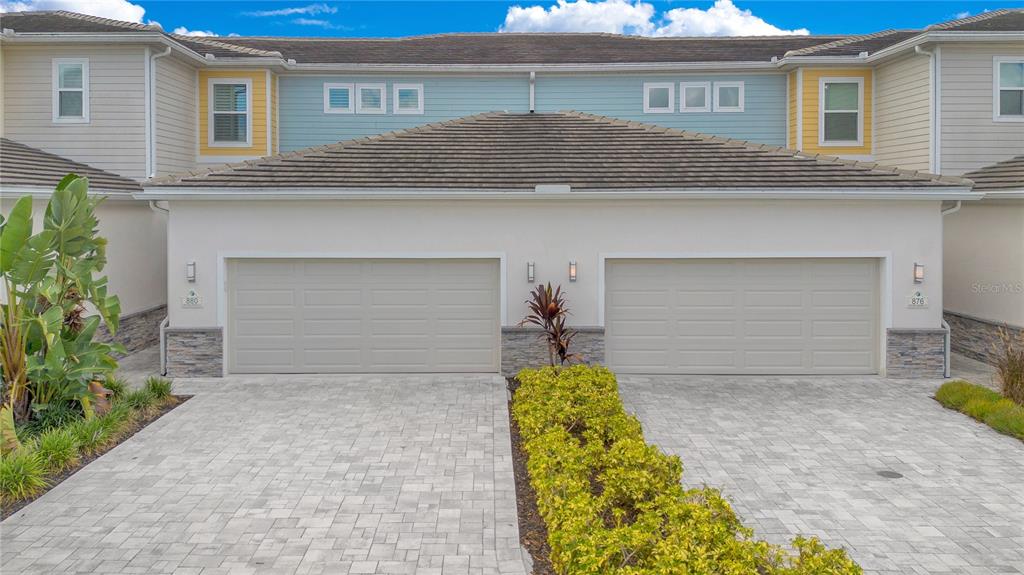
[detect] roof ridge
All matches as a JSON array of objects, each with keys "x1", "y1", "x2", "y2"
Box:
[
  {"x1": 173, "y1": 35, "x2": 282, "y2": 57},
  {"x1": 213, "y1": 32, "x2": 848, "y2": 42},
  {"x1": 783, "y1": 29, "x2": 905, "y2": 57},
  {"x1": 927, "y1": 9, "x2": 1015, "y2": 30},
  {"x1": 49, "y1": 10, "x2": 160, "y2": 32}
]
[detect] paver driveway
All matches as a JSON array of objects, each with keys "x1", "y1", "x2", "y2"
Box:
[
  {"x1": 1, "y1": 374, "x2": 524, "y2": 575},
  {"x1": 620, "y1": 375, "x2": 1024, "y2": 575}
]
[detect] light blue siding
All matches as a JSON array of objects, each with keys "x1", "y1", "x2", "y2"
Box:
[
  {"x1": 279, "y1": 75, "x2": 529, "y2": 151},
  {"x1": 535, "y1": 73, "x2": 787, "y2": 145}
]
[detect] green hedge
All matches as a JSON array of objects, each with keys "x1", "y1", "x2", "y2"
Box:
[
  {"x1": 512, "y1": 365, "x2": 862, "y2": 574},
  {"x1": 935, "y1": 380, "x2": 1024, "y2": 440}
]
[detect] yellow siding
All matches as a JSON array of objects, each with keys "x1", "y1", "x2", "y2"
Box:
[
  {"x1": 798, "y1": 68, "x2": 873, "y2": 156},
  {"x1": 788, "y1": 71, "x2": 797, "y2": 149},
  {"x1": 198, "y1": 69, "x2": 270, "y2": 157}
]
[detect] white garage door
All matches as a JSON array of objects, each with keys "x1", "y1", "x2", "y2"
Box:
[
  {"x1": 605, "y1": 258, "x2": 879, "y2": 374},
  {"x1": 227, "y1": 259, "x2": 500, "y2": 373}
]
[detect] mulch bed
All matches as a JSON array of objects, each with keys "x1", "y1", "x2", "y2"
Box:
[
  {"x1": 507, "y1": 377, "x2": 556, "y2": 575},
  {"x1": 1, "y1": 395, "x2": 191, "y2": 521}
]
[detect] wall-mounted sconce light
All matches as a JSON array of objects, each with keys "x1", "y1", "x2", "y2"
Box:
[
  {"x1": 527, "y1": 261, "x2": 535, "y2": 283},
  {"x1": 186, "y1": 261, "x2": 197, "y2": 283},
  {"x1": 913, "y1": 262, "x2": 924, "y2": 284},
  {"x1": 569, "y1": 260, "x2": 577, "y2": 282}
]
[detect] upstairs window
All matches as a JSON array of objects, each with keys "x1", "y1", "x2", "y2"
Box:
[
  {"x1": 643, "y1": 82, "x2": 674, "y2": 113},
  {"x1": 995, "y1": 58, "x2": 1024, "y2": 121},
  {"x1": 356, "y1": 83, "x2": 386, "y2": 114},
  {"x1": 324, "y1": 83, "x2": 353, "y2": 114},
  {"x1": 679, "y1": 82, "x2": 710, "y2": 112},
  {"x1": 393, "y1": 83, "x2": 424, "y2": 114},
  {"x1": 713, "y1": 81, "x2": 744, "y2": 112},
  {"x1": 819, "y1": 78, "x2": 863, "y2": 145},
  {"x1": 209, "y1": 79, "x2": 251, "y2": 146},
  {"x1": 52, "y1": 58, "x2": 89, "y2": 123}
]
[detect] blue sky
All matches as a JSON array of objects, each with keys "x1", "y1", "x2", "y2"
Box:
[{"x1": 2, "y1": 0, "x2": 1020, "y2": 37}]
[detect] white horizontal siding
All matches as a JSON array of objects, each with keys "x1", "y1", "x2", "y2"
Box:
[
  {"x1": 155, "y1": 55, "x2": 197, "y2": 176},
  {"x1": 939, "y1": 42, "x2": 1024, "y2": 175},
  {"x1": 2, "y1": 44, "x2": 148, "y2": 181},
  {"x1": 874, "y1": 53, "x2": 931, "y2": 172}
]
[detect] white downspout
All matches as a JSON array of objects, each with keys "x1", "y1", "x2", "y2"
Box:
[
  {"x1": 529, "y1": 71, "x2": 536, "y2": 113},
  {"x1": 148, "y1": 200, "x2": 171, "y2": 375},
  {"x1": 915, "y1": 45, "x2": 938, "y2": 174},
  {"x1": 939, "y1": 199, "x2": 961, "y2": 377},
  {"x1": 149, "y1": 47, "x2": 172, "y2": 178}
]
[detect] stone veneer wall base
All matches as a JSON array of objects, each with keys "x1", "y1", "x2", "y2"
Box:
[
  {"x1": 886, "y1": 328, "x2": 946, "y2": 379},
  {"x1": 944, "y1": 311, "x2": 1023, "y2": 366},
  {"x1": 501, "y1": 327, "x2": 605, "y2": 377},
  {"x1": 166, "y1": 327, "x2": 224, "y2": 378},
  {"x1": 96, "y1": 304, "x2": 167, "y2": 356}
]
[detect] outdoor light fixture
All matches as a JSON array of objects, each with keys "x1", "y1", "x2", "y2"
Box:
[
  {"x1": 913, "y1": 262, "x2": 924, "y2": 284},
  {"x1": 527, "y1": 261, "x2": 535, "y2": 283},
  {"x1": 186, "y1": 261, "x2": 197, "y2": 283},
  {"x1": 569, "y1": 260, "x2": 577, "y2": 282}
]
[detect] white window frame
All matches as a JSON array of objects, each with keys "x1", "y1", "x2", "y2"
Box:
[
  {"x1": 643, "y1": 82, "x2": 674, "y2": 114},
  {"x1": 355, "y1": 83, "x2": 386, "y2": 114},
  {"x1": 393, "y1": 83, "x2": 424, "y2": 115},
  {"x1": 208, "y1": 77, "x2": 253, "y2": 148},
  {"x1": 323, "y1": 82, "x2": 354, "y2": 114},
  {"x1": 679, "y1": 81, "x2": 711, "y2": 113},
  {"x1": 713, "y1": 81, "x2": 744, "y2": 113},
  {"x1": 52, "y1": 58, "x2": 89, "y2": 124},
  {"x1": 818, "y1": 77, "x2": 864, "y2": 147},
  {"x1": 994, "y1": 56, "x2": 1024, "y2": 123}
]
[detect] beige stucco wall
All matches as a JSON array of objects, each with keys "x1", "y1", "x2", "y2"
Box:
[
  {"x1": 165, "y1": 199, "x2": 945, "y2": 332},
  {"x1": 1, "y1": 44, "x2": 148, "y2": 180},
  {"x1": 939, "y1": 42, "x2": 1024, "y2": 175},
  {"x1": 943, "y1": 200, "x2": 1024, "y2": 327},
  {"x1": 0, "y1": 196, "x2": 167, "y2": 316}
]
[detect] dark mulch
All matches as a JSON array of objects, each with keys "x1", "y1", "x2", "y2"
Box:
[
  {"x1": 507, "y1": 377, "x2": 555, "y2": 575},
  {"x1": 1, "y1": 395, "x2": 191, "y2": 521}
]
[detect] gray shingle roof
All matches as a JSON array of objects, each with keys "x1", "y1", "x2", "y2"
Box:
[
  {"x1": 927, "y1": 9, "x2": 1024, "y2": 32},
  {"x1": 963, "y1": 156, "x2": 1024, "y2": 192},
  {"x1": 0, "y1": 138, "x2": 142, "y2": 194},
  {"x1": 147, "y1": 112, "x2": 966, "y2": 191},
  {"x1": 0, "y1": 10, "x2": 158, "y2": 33}
]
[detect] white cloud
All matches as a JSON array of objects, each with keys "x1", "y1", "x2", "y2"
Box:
[
  {"x1": 500, "y1": 0, "x2": 808, "y2": 36},
  {"x1": 172, "y1": 26, "x2": 219, "y2": 37},
  {"x1": 955, "y1": 11, "x2": 971, "y2": 18},
  {"x1": 291, "y1": 17, "x2": 345, "y2": 29},
  {"x1": 501, "y1": 0, "x2": 654, "y2": 34},
  {"x1": 244, "y1": 3, "x2": 337, "y2": 18},
  {"x1": 0, "y1": 0, "x2": 145, "y2": 22}
]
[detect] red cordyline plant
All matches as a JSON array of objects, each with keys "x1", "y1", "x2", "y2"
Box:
[{"x1": 519, "y1": 283, "x2": 578, "y2": 367}]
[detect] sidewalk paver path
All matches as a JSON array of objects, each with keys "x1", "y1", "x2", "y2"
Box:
[
  {"x1": 620, "y1": 374, "x2": 1024, "y2": 575},
  {"x1": 1, "y1": 374, "x2": 524, "y2": 575}
]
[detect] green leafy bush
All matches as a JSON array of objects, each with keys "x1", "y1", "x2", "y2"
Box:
[
  {"x1": 34, "y1": 428, "x2": 79, "y2": 473},
  {"x1": 0, "y1": 449, "x2": 48, "y2": 502},
  {"x1": 512, "y1": 365, "x2": 862, "y2": 574},
  {"x1": 19, "y1": 401, "x2": 83, "y2": 438},
  {"x1": 66, "y1": 416, "x2": 112, "y2": 456},
  {"x1": 119, "y1": 389, "x2": 155, "y2": 413},
  {"x1": 935, "y1": 380, "x2": 1024, "y2": 441},
  {"x1": 103, "y1": 376, "x2": 128, "y2": 400},
  {"x1": 144, "y1": 377, "x2": 173, "y2": 400}
]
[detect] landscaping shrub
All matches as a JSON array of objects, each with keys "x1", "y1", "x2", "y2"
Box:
[
  {"x1": 66, "y1": 416, "x2": 113, "y2": 456},
  {"x1": 512, "y1": 365, "x2": 862, "y2": 574},
  {"x1": 144, "y1": 377, "x2": 173, "y2": 400},
  {"x1": 119, "y1": 389, "x2": 156, "y2": 414},
  {"x1": 104, "y1": 377, "x2": 129, "y2": 400},
  {"x1": 0, "y1": 449, "x2": 48, "y2": 502},
  {"x1": 994, "y1": 328, "x2": 1024, "y2": 406},
  {"x1": 19, "y1": 401, "x2": 83, "y2": 438},
  {"x1": 935, "y1": 380, "x2": 1024, "y2": 441},
  {"x1": 34, "y1": 428, "x2": 80, "y2": 473}
]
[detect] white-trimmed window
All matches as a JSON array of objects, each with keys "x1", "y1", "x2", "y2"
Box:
[
  {"x1": 323, "y1": 83, "x2": 354, "y2": 114},
  {"x1": 643, "y1": 82, "x2": 674, "y2": 113},
  {"x1": 356, "y1": 83, "x2": 386, "y2": 114},
  {"x1": 819, "y1": 77, "x2": 863, "y2": 145},
  {"x1": 713, "y1": 81, "x2": 744, "y2": 112},
  {"x1": 52, "y1": 58, "x2": 89, "y2": 123},
  {"x1": 995, "y1": 57, "x2": 1024, "y2": 121},
  {"x1": 393, "y1": 83, "x2": 424, "y2": 115},
  {"x1": 208, "y1": 78, "x2": 252, "y2": 147},
  {"x1": 679, "y1": 82, "x2": 710, "y2": 113}
]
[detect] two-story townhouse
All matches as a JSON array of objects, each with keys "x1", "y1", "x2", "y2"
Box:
[{"x1": 2, "y1": 10, "x2": 1019, "y2": 378}]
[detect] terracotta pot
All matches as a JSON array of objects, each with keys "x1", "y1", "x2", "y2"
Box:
[{"x1": 88, "y1": 381, "x2": 113, "y2": 416}]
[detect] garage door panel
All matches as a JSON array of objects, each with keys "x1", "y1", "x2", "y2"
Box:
[
  {"x1": 227, "y1": 259, "x2": 499, "y2": 373},
  {"x1": 606, "y1": 258, "x2": 879, "y2": 375}
]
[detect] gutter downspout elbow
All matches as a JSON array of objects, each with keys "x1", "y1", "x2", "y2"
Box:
[
  {"x1": 149, "y1": 47, "x2": 172, "y2": 179},
  {"x1": 148, "y1": 200, "x2": 169, "y2": 215},
  {"x1": 941, "y1": 199, "x2": 961, "y2": 216}
]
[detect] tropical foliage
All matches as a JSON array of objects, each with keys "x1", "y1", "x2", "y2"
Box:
[
  {"x1": 994, "y1": 328, "x2": 1024, "y2": 406},
  {"x1": 1, "y1": 175, "x2": 124, "y2": 453},
  {"x1": 519, "y1": 283, "x2": 578, "y2": 366},
  {"x1": 513, "y1": 365, "x2": 862, "y2": 574}
]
